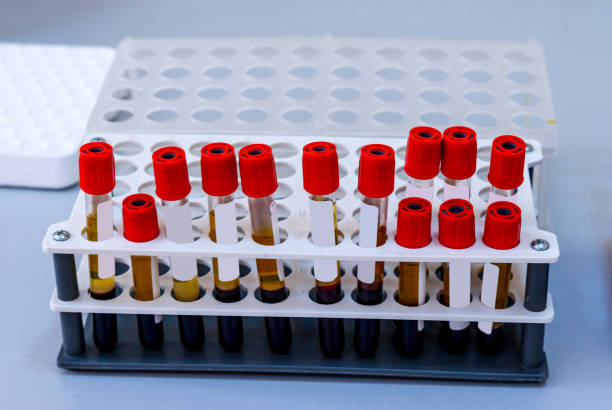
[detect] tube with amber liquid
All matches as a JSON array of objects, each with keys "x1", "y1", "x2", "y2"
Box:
[
  {"x1": 303, "y1": 141, "x2": 344, "y2": 357},
  {"x1": 79, "y1": 142, "x2": 118, "y2": 351},
  {"x1": 239, "y1": 144, "x2": 292, "y2": 353},
  {"x1": 354, "y1": 144, "x2": 395, "y2": 357},
  {"x1": 152, "y1": 146, "x2": 204, "y2": 350},
  {"x1": 202, "y1": 142, "x2": 244, "y2": 352},
  {"x1": 122, "y1": 194, "x2": 163, "y2": 350}
]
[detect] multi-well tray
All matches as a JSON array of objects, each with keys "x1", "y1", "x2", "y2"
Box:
[{"x1": 43, "y1": 134, "x2": 557, "y2": 324}]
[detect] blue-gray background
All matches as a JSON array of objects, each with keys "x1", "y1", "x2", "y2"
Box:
[{"x1": 0, "y1": 1, "x2": 610, "y2": 408}]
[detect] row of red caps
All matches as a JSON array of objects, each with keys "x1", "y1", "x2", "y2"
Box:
[{"x1": 78, "y1": 125, "x2": 524, "y2": 253}]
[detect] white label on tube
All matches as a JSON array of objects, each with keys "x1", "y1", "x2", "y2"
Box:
[
  {"x1": 357, "y1": 203, "x2": 378, "y2": 284},
  {"x1": 96, "y1": 200, "x2": 115, "y2": 279},
  {"x1": 443, "y1": 181, "x2": 470, "y2": 201},
  {"x1": 405, "y1": 182, "x2": 433, "y2": 202},
  {"x1": 214, "y1": 201, "x2": 240, "y2": 282},
  {"x1": 163, "y1": 203, "x2": 198, "y2": 282},
  {"x1": 448, "y1": 261, "x2": 470, "y2": 331},
  {"x1": 478, "y1": 263, "x2": 500, "y2": 335},
  {"x1": 418, "y1": 262, "x2": 426, "y2": 331},
  {"x1": 150, "y1": 257, "x2": 162, "y2": 324},
  {"x1": 488, "y1": 190, "x2": 518, "y2": 204},
  {"x1": 270, "y1": 201, "x2": 285, "y2": 281},
  {"x1": 309, "y1": 199, "x2": 338, "y2": 282}
]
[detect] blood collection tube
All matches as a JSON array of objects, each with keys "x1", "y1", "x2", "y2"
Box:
[
  {"x1": 441, "y1": 126, "x2": 477, "y2": 201},
  {"x1": 201, "y1": 143, "x2": 244, "y2": 352},
  {"x1": 487, "y1": 135, "x2": 527, "y2": 204},
  {"x1": 79, "y1": 142, "x2": 118, "y2": 351},
  {"x1": 152, "y1": 146, "x2": 204, "y2": 350},
  {"x1": 403, "y1": 126, "x2": 442, "y2": 202},
  {"x1": 354, "y1": 144, "x2": 395, "y2": 357},
  {"x1": 477, "y1": 201, "x2": 521, "y2": 355},
  {"x1": 122, "y1": 194, "x2": 164, "y2": 350},
  {"x1": 394, "y1": 197, "x2": 431, "y2": 357},
  {"x1": 438, "y1": 198, "x2": 476, "y2": 354},
  {"x1": 239, "y1": 144, "x2": 292, "y2": 353},
  {"x1": 302, "y1": 141, "x2": 344, "y2": 358}
]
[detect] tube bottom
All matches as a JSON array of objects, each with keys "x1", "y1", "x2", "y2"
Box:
[
  {"x1": 92, "y1": 312, "x2": 118, "y2": 352},
  {"x1": 439, "y1": 322, "x2": 470, "y2": 354},
  {"x1": 261, "y1": 288, "x2": 292, "y2": 353},
  {"x1": 318, "y1": 318, "x2": 345, "y2": 358},
  {"x1": 178, "y1": 315, "x2": 204, "y2": 350},
  {"x1": 476, "y1": 326, "x2": 504, "y2": 356},
  {"x1": 393, "y1": 320, "x2": 424, "y2": 357},
  {"x1": 353, "y1": 318, "x2": 380, "y2": 357},
  {"x1": 137, "y1": 314, "x2": 164, "y2": 350}
]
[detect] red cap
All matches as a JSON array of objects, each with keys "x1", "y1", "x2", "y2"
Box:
[
  {"x1": 302, "y1": 141, "x2": 339, "y2": 195},
  {"x1": 483, "y1": 201, "x2": 521, "y2": 250},
  {"x1": 441, "y1": 126, "x2": 477, "y2": 180},
  {"x1": 201, "y1": 143, "x2": 238, "y2": 196},
  {"x1": 358, "y1": 144, "x2": 395, "y2": 198},
  {"x1": 152, "y1": 146, "x2": 191, "y2": 201},
  {"x1": 404, "y1": 126, "x2": 442, "y2": 180},
  {"x1": 122, "y1": 194, "x2": 160, "y2": 242},
  {"x1": 238, "y1": 144, "x2": 278, "y2": 198},
  {"x1": 395, "y1": 197, "x2": 432, "y2": 248},
  {"x1": 488, "y1": 135, "x2": 526, "y2": 190},
  {"x1": 79, "y1": 142, "x2": 115, "y2": 195},
  {"x1": 438, "y1": 198, "x2": 475, "y2": 249}
]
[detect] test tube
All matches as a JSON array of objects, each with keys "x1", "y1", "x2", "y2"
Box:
[
  {"x1": 440, "y1": 126, "x2": 477, "y2": 201},
  {"x1": 152, "y1": 146, "x2": 204, "y2": 350},
  {"x1": 238, "y1": 144, "x2": 292, "y2": 353},
  {"x1": 79, "y1": 142, "x2": 118, "y2": 351},
  {"x1": 403, "y1": 126, "x2": 442, "y2": 202},
  {"x1": 487, "y1": 135, "x2": 526, "y2": 204},
  {"x1": 201, "y1": 142, "x2": 244, "y2": 352},
  {"x1": 354, "y1": 144, "x2": 395, "y2": 357},
  {"x1": 394, "y1": 197, "x2": 432, "y2": 357},
  {"x1": 438, "y1": 198, "x2": 476, "y2": 354},
  {"x1": 122, "y1": 194, "x2": 164, "y2": 350},
  {"x1": 302, "y1": 141, "x2": 344, "y2": 358},
  {"x1": 477, "y1": 201, "x2": 522, "y2": 355}
]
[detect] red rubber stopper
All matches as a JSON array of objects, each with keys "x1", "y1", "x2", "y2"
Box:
[
  {"x1": 358, "y1": 144, "x2": 395, "y2": 198},
  {"x1": 395, "y1": 197, "x2": 432, "y2": 249},
  {"x1": 302, "y1": 141, "x2": 339, "y2": 195},
  {"x1": 201, "y1": 142, "x2": 238, "y2": 196},
  {"x1": 152, "y1": 146, "x2": 191, "y2": 201},
  {"x1": 79, "y1": 142, "x2": 115, "y2": 195},
  {"x1": 438, "y1": 198, "x2": 476, "y2": 249},
  {"x1": 488, "y1": 135, "x2": 526, "y2": 190},
  {"x1": 441, "y1": 126, "x2": 478, "y2": 180},
  {"x1": 238, "y1": 144, "x2": 278, "y2": 198},
  {"x1": 404, "y1": 126, "x2": 442, "y2": 180},
  {"x1": 122, "y1": 194, "x2": 159, "y2": 242},
  {"x1": 483, "y1": 201, "x2": 521, "y2": 250}
]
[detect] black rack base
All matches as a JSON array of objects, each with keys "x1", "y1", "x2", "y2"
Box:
[{"x1": 57, "y1": 314, "x2": 547, "y2": 382}]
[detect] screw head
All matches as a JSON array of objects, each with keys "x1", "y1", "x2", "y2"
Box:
[
  {"x1": 52, "y1": 230, "x2": 71, "y2": 242},
  {"x1": 531, "y1": 238, "x2": 549, "y2": 251},
  {"x1": 525, "y1": 143, "x2": 534, "y2": 153}
]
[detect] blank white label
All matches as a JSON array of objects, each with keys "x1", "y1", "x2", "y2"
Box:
[
  {"x1": 405, "y1": 182, "x2": 433, "y2": 202},
  {"x1": 443, "y1": 182, "x2": 470, "y2": 201},
  {"x1": 163, "y1": 203, "x2": 198, "y2": 281},
  {"x1": 309, "y1": 199, "x2": 338, "y2": 282},
  {"x1": 357, "y1": 203, "x2": 378, "y2": 284},
  {"x1": 269, "y1": 201, "x2": 285, "y2": 281},
  {"x1": 214, "y1": 201, "x2": 239, "y2": 282},
  {"x1": 96, "y1": 200, "x2": 115, "y2": 279},
  {"x1": 448, "y1": 262, "x2": 470, "y2": 331},
  {"x1": 478, "y1": 263, "x2": 500, "y2": 334}
]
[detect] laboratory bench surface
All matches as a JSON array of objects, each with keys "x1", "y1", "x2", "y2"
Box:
[{"x1": 0, "y1": 1, "x2": 611, "y2": 409}]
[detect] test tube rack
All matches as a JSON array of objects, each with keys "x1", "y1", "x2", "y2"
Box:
[{"x1": 42, "y1": 37, "x2": 559, "y2": 382}]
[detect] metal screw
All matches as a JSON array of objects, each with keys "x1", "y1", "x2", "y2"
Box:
[
  {"x1": 525, "y1": 143, "x2": 534, "y2": 153},
  {"x1": 90, "y1": 136, "x2": 106, "y2": 143},
  {"x1": 52, "y1": 230, "x2": 71, "y2": 242},
  {"x1": 531, "y1": 239, "x2": 549, "y2": 251}
]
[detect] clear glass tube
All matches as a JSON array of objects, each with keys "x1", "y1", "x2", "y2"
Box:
[
  {"x1": 443, "y1": 176, "x2": 471, "y2": 199},
  {"x1": 85, "y1": 193, "x2": 115, "y2": 297}
]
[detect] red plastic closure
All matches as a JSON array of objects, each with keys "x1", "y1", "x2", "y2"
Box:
[
  {"x1": 395, "y1": 197, "x2": 432, "y2": 249},
  {"x1": 201, "y1": 142, "x2": 238, "y2": 196},
  {"x1": 438, "y1": 198, "x2": 475, "y2": 249},
  {"x1": 152, "y1": 146, "x2": 191, "y2": 201},
  {"x1": 404, "y1": 126, "x2": 442, "y2": 180},
  {"x1": 122, "y1": 194, "x2": 160, "y2": 242},
  {"x1": 441, "y1": 126, "x2": 477, "y2": 180},
  {"x1": 488, "y1": 135, "x2": 526, "y2": 190},
  {"x1": 238, "y1": 144, "x2": 278, "y2": 198},
  {"x1": 358, "y1": 144, "x2": 395, "y2": 198},
  {"x1": 483, "y1": 201, "x2": 521, "y2": 250},
  {"x1": 302, "y1": 141, "x2": 339, "y2": 195},
  {"x1": 79, "y1": 142, "x2": 115, "y2": 195}
]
